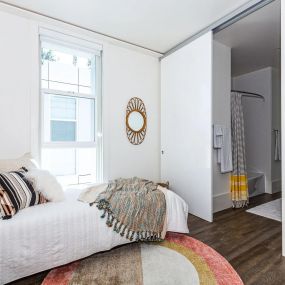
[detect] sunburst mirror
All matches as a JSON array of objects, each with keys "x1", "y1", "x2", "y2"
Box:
[{"x1": 126, "y1": 97, "x2": 147, "y2": 145}]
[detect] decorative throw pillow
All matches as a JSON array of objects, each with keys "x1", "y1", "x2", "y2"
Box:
[
  {"x1": 0, "y1": 169, "x2": 47, "y2": 219},
  {"x1": 24, "y1": 169, "x2": 65, "y2": 202}
]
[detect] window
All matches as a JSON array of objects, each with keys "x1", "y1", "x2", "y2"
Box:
[
  {"x1": 50, "y1": 96, "x2": 76, "y2": 141},
  {"x1": 40, "y1": 38, "x2": 102, "y2": 186}
]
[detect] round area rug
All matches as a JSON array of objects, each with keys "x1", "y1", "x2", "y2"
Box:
[{"x1": 42, "y1": 232, "x2": 243, "y2": 285}]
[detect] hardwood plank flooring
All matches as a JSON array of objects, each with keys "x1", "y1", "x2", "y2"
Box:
[
  {"x1": 8, "y1": 193, "x2": 284, "y2": 285},
  {"x1": 188, "y1": 192, "x2": 284, "y2": 285}
]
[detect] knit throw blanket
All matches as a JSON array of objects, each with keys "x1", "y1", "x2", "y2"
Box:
[{"x1": 93, "y1": 177, "x2": 166, "y2": 242}]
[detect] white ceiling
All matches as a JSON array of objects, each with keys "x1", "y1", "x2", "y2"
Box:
[
  {"x1": 2, "y1": 0, "x2": 254, "y2": 53},
  {"x1": 215, "y1": 0, "x2": 281, "y2": 76}
]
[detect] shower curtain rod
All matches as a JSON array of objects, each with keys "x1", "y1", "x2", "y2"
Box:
[{"x1": 231, "y1": 90, "x2": 265, "y2": 101}]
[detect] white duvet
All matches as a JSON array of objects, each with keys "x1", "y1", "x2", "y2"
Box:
[{"x1": 0, "y1": 188, "x2": 189, "y2": 284}]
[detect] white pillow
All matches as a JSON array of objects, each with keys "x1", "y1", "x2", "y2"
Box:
[
  {"x1": 0, "y1": 153, "x2": 39, "y2": 172},
  {"x1": 24, "y1": 169, "x2": 64, "y2": 202}
]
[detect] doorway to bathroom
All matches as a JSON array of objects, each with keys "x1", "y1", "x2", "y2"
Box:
[{"x1": 212, "y1": 0, "x2": 281, "y2": 220}]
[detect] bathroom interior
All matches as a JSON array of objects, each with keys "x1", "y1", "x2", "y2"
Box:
[{"x1": 212, "y1": 0, "x2": 281, "y2": 213}]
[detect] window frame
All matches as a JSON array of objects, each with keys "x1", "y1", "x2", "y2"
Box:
[{"x1": 39, "y1": 31, "x2": 103, "y2": 183}]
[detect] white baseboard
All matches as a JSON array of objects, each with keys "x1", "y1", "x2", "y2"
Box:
[
  {"x1": 213, "y1": 180, "x2": 281, "y2": 213},
  {"x1": 213, "y1": 192, "x2": 232, "y2": 213},
  {"x1": 272, "y1": 179, "x2": 282, "y2": 193}
]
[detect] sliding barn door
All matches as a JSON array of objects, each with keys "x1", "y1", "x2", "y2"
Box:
[
  {"x1": 281, "y1": 0, "x2": 285, "y2": 257},
  {"x1": 161, "y1": 32, "x2": 213, "y2": 222}
]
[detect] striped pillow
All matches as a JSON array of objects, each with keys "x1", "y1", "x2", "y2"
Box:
[{"x1": 0, "y1": 169, "x2": 47, "y2": 219}]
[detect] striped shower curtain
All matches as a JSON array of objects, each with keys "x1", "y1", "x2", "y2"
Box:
[{"x1": 231, "y1": 92, "x2": 249, "y2": 208}]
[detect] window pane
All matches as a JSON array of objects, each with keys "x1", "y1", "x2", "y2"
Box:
[
  {"x1": 49, "y1": 60, "x2": 78, "y2": 86},
  {"x1": 77, "y1": 98, "x2": 95, "y2": 141},
  {"x1": 77, "y1": 57, "x2": 90, "y2": 68},
  {"x1": 51, "y1": 121, "x2": 76, "y2": 141},
  {"x1": 40, "y1": 44, "x2": 95, "y2": 96},
  {"x1": 51, "y1": 95, "x2": 76, "y2": 120},
  {"x1": 79, "y1": 67, "x2": 91, "y2": 86},
  {"x1": 42, "y1": 148, "x2": 76, "y2": 176},
  {"x1": 43, "y1": 93, "x2": 95, "y2": 143},
  {"x1": 77, "y1": 148, "x2": 96, "y2": 176},
  {"x1": 41, "y1": 147, "x2": 96, "y2": 185}
]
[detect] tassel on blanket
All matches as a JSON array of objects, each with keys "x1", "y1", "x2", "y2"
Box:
[
  {"x1": 130, "y1": 231, "x2": 135, "y2": 241},
  {"x1": 94, "y1": 177, "x2": 166, "y2": 242},
  {"x1": 136, "y1": 231, "x2": 140, "y2": 242},
  {"x1": 96, "y1": 198, "x2": 163, "y2": 241},
  {"x1": 113, "y1": 220, "x2": 119, "y2": 232},
  {"x1": 120, "y1": 225, "x2": 127, "y2": 237},
  {"x1": 117, "y1": 223, "x2": 123, "y2": 233}
]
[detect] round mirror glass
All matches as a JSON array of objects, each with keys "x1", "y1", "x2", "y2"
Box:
[{"x1": 128, "y1": 111, "x2": 144, "y2": 131}]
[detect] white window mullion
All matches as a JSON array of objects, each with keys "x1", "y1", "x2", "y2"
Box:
[
  {"x1": 43, "y1": 89, "x2": 95, "y2": 100},
  {"x1": 42, "y1": 142, "x2": 96, "y2": 148},
  {"x1": 94, "y1": 54, "x2": 103, "y2": 182}
]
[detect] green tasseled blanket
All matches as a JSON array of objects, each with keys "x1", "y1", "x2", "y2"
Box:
[{"x1": 94, "y1": 177, "x2": 166, "y2": 242}]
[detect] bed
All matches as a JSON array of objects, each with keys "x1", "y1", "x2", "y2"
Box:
[{"x1": 0, "y1": 187, "x2": 189, "y2": 284}]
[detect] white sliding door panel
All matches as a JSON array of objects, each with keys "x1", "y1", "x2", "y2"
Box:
[
  {"x1": 161, "y1": 32, "x2": 213, "y2": 222},
  {"x1": 281, "y1": 0, "x2": 285, "y2": 257}
]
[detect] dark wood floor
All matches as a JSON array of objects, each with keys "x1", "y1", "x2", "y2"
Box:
[
  {"x1": 8, "y1": 193, "x2": 283, "y2": 285},
  {"x1": 188, "y1": 192, "x2": 284, "y2": 285}
]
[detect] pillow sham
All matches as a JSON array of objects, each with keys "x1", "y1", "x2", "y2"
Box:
[
  {"x1": 0, "y1": 169, "x2": 47, "y2": 219},
  {"x1": 0, "y1": 153, "x2": 39, "y2": 172},
  {"x1": 24, "y1": 169, "x2": 64, "y2": 202}
]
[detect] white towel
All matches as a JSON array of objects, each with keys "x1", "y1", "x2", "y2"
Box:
[
  {"x1": 220, "y1": 127, "x2": 233, "y2": 173},
  {"x1": 274, "y1": 130, "x2": 281, "y2": 161},
  {"x1": 213, "y1": 124, "x2": 233, "y2": 173},
  {"x1": 213, "y1": 125, "x2": 223, "y2": 163}
]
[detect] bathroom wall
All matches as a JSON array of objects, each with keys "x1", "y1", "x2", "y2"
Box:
[
  {"x1": 281, "y1": 0, "x2": 285, "y2": 257},
  {"x1": 211, "y1": 43, "x2": 281, "y2": 211},
  {"x1": 232, "y1": 67, "x2": 281, "y2": 194},
  {"x1": 271, "y1": 67, "x2": 282, "y2": 192},
  {"x1": 212, "y1": 40, "x2": 232, "y2": 212}
]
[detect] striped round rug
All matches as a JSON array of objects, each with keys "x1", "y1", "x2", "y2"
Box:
[{"x1": 42, "y1": 232, "x2": 243, "y2": 285}]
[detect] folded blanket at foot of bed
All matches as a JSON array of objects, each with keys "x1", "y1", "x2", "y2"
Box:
[{"x1": 79, "y1": 177, "x2": 167, "y2": 241}]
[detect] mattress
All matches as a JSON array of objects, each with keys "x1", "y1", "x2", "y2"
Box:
[{"x1": 0, "y1": 188, "x2": 189, "y2": 284}]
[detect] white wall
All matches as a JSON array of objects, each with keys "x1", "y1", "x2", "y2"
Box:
[
  {"x1": 0, "y1": 12, "x2": 33, "y2": 158},
  {"x1": 103, "y1": 44, "x2": 160, "y2": 181},
  {"x1": 232, "y1": 67, "x2": 274, "y2": 194},
  {"x1": 0, "y1": 8, "x2": 161, "y2": 182},
  {"x1": 271, "y1": 67, "x2": 282, "y2": 191},
  {"x1": 212, "y1": 41, "x2": 232, "y2": 212}
]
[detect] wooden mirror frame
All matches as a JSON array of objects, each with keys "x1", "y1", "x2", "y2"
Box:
[{"x1": 126, "y1": 97, "x2": 147, "y2": 145}]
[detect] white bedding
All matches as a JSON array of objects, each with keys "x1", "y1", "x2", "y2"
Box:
[{"x1": 0, "y1": 188, "x2": 189, "y2": 284}]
